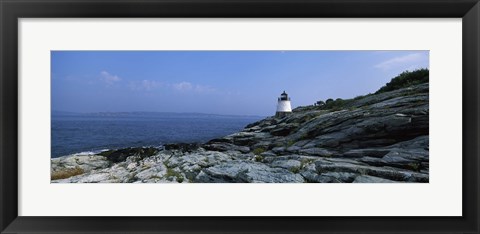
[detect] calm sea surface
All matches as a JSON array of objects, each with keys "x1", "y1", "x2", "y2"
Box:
[{"x1": 51, "y1": 112, "x2": 263, "y2": 158}]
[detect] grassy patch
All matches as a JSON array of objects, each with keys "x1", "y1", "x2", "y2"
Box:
[
  {"x1": 51, "y1": 167, "x2": 84, "y2": 180},
  {"x1": 353, "y1": 95, "x2": 365, "y2": 100},
  {"x1": 253, "y1": 147, "x2": 266, "y2": 155},
  {"x1": 166, "y1": 168, "x2": 184, "y2": 183},
  {"x1": 286, "y1": 140, "x2": 296, "y2": 147},
  {"x1": 407, "y1": 162, "x2": 421, "y2": 172},
  {"x1": 300, "y1": 158, "x2": 315, "y2": 166},
  {"x1": 289, "y1": 167, "x2": 301, "y2": 174}
]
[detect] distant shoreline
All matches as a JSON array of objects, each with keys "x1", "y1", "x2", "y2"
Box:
[{"x1": 52, "y1": 110, "x2": 267, "y2": 119}]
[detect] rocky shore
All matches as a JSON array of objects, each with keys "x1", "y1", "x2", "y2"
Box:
[{"x1": 51, "y1": 81, "x2": 429, "y2": 183}]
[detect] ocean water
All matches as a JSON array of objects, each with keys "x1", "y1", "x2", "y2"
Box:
[{"x1": 51, "y1": 112, "x2": 263, "y2": 158}]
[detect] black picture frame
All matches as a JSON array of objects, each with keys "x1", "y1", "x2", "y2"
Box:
[{"x1": 1, "y1": 0, "x2": 479, "y2": 233}]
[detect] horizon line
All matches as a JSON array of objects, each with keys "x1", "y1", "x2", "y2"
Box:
[{"x1": 51, "y1": 110, "x2": 268, "y2": 118}]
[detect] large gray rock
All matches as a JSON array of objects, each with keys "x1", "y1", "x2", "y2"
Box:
[
  {"x1": 353, "y1": 175, "x2": 396, "y2": 183},
  {"x1": 271, "y1": 159, "x2": 302, "y2": 171},
  {"x1": 135, "y1": 164, "x2": 168, "y2": 181},
  {"x1": 314, "y1": 159, "x2": 428, "y2": 182},
  {"x1": 51, "y1": 154, "x2": 110, "y2": 174},
  {"x1": 196, "y1": 161, "x2": 304, "y2": 183},
  {"x1": 298, "y1": 148, "x2": 334, "y2": 157}
]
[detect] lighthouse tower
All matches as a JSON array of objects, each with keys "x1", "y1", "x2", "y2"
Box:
[{"x1": 276, "y1": 91, "x2": 292, "y2": 118}]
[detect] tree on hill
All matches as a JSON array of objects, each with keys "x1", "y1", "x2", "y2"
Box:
[{"x1": 375, "y1": 68, "x2": 429, "y2": 94}]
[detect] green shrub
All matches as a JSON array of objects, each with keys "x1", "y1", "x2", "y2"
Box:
[
  {"x1": 407, "y1": 162, "x2": 421, "y2": 172},
  {"x1": 376, "y1": 68, "x2": 429, "y2": 94},
  {"x1": 254, "y1": 155, "x2": 264, "y2": 162},
  {"x1": 320, "y1": 98, "x2": 353, "y2": 111},
  {"x1": 312, "y1": 69, "x2": 428, "y2": 112},
  {"x1": 354, "y1": 93, "x2": 372, "y2": 100}
]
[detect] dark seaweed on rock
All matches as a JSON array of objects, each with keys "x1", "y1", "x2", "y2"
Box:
[
  {"x1": 98, "y1": 147, "x2": 159, "y2": 163},
  {"x1": 163, "y1": 143, "x2": 200, "y2": 152}
]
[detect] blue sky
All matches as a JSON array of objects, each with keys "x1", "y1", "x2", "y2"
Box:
[{"x1": 51, "y1": 51, "x2": 429, "y2": 116}]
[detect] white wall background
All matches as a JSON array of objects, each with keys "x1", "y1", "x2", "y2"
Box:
[{"x1": 18, "y1": 18, "x2": 462, "y2": 216}]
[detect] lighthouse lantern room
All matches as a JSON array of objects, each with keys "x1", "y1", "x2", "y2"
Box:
[{"x1": 276, "y1": 91, "x2": 292, "y2": 118}]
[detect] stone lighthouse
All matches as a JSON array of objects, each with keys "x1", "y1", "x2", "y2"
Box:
[{"x1": 276, "y1": 91, "x2": 292, "y2": 118}]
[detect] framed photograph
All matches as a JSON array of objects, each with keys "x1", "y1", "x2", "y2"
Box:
[{"x1": 1, "y1": 0, "x2": 479, "y2": 233}]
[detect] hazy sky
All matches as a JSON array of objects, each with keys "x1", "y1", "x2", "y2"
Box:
[{"x1": 51, "y1": 51, "x2": 429, "y2": 116}]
